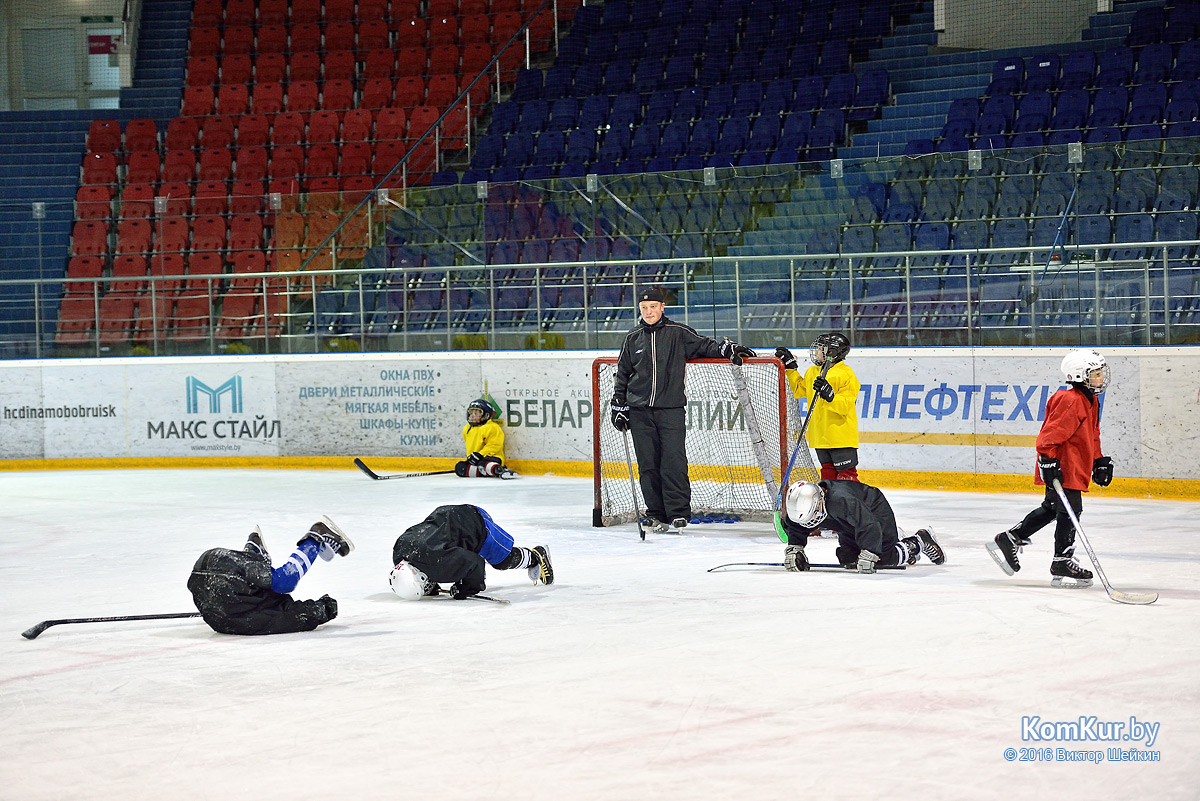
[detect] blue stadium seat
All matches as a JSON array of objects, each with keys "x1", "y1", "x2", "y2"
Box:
[{"x1": 1023, "y1": 53, "x2": 1061, "y2": 93}]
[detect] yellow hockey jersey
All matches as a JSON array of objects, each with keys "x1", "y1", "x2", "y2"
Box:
[
  {"x1": 785, "y1": 361, "x2": 861, "y2": 449},
  {"x1": 462, "y1": 419, "x2": 506, "y2": 461}
]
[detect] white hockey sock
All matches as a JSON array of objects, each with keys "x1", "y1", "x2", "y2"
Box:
[{"x1": 512, "y1": 547, "x2": 534, "y2": 570}]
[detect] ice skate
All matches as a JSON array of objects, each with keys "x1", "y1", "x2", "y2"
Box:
[
  {"x1": 301, "y1": 515, "x2": 354, "y2": 558},
  {"x1": 900, "y1": 537, "x2": 921, "y2": 566},
  {"x1": 643, "y1": 517, "x2": 671, "y2": 534},
  {"x1": 528, "y1": 545, "x2": 554, "y2": 585},
  {"x1": 1050, "y1": 556, "x2": 1093, "y2": 588},
  {"x1": 987, "y1": 530, "x2": 1025, "y2": 575},
  {"x1": 244, "y1": 526, "x2": 269, "y2": 560},
  {"x1": 497, "y1": 466, "x2": 519, "y2": 479},
  {"x1": 671, "y1": 517, "x2": 689, "y2": 530},
  {"x1": 916, "y1": 527, "x2": 945, "y2": 565}
]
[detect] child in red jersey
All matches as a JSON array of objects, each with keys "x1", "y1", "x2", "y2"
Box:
[{"x1": 987, "y1": 350, "x2": 1113, "y2": 588}]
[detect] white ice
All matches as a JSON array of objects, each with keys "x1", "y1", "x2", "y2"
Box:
[{"x1": 2, "y1": 468, "x2": 1198, "y2": 800}]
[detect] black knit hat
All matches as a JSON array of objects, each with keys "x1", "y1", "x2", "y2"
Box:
[{"x1": 637, "y1": 287, "x2": 665, "y2": 304}]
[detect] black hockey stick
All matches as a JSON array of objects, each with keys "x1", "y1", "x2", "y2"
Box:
[
  {"x1": 1051, "y1": 479, "x2": 1158, "y2": 605},
  {"x1": 707, "y1": 562, "x2": 907, "y2": 572},
  {"x1": 620, "y1": 430, "x2": 647, "y2": 540},
  {"x1": 773, "y1": 359, "x2": 834, "y2": 542},
  {"x1": 22, "y1": 612, "x2": 201, "y2": 640},
  {"x1": 354, "y1": 458, "x2": 454, "y2": 481}
]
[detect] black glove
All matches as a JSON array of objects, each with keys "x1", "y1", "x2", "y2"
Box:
[
  {"x1": 449, "y1": 582, "x2": 475, "y2": 600},
  {"x1": 467, "y1": 451, "x2": 485, "y2": 465},
  {"x1": 1092, "y1": 456, "x2": 1113, "y2": 487},
  {"x1": 319, "y1": 594, "x2": 338, "y2": 621},
  {"x1": 774, "y1": 346, "x2": 798, "y2": 371},
  {"x1": 611, "y1": 399, "x2": 630, "y2": 432},
  {"x1": 812, "y1": 376, "x2": 835, "y2": 402},
  {"x1": 1038, "y1": 454, "x2": 1063, "y2": 486},
  {"x1": 720, "y1": 338, "x2": 756, "y2": 366}
]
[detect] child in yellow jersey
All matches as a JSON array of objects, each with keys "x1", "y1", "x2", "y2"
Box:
[
  {"x1": 456, "y1": 398, "x2": 518, "y2": 479},
  {"x1": 775, "y1": 332, "x2": 861, "y2": 481}
]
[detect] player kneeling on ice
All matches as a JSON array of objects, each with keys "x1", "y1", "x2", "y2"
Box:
[
  {"x1": 987, "y1": 350, "x2": 1112, "y2": 589},
  {"x1": 187, "y1": 517, "x2": 353, "y2": 635},
  {"x1": 780, "y1": 480, "x2": 945, "y2": 572},
  {"x1": 456, "y1": 398, "x2": 517, "y2": 479},
  {"x1": 390, "y1": 504, "x2": 552, "y2": 600}
]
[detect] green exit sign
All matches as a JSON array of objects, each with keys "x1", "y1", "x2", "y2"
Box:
[{"x1": 81, "y1": 15, "x2": 115, "y2": 22}]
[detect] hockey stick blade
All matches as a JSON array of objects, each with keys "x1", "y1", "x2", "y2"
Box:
[
  {"x1": 21, "y1": 612, "x2": 201, "y2": 640},
  {"x1": 466, "y1": 593, "x2": 511, "y2": 605},
  {"x1": 707, "y1": 562, "x2": 906, "y2": 573},
  {"x1": 1051, "y1": 479, "x2": 1158, "y2": 605},
  {"x1": 354, "y1": 458, "x2": 454, "y2": 481}
]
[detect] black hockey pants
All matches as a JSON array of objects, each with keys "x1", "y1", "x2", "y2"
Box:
[
  {"x1": 628, "y1": 406, "x2": 690, "y2": 522},
  {"x1": 1008, "y1": 484, "x2": 1083, "y2": 559}
]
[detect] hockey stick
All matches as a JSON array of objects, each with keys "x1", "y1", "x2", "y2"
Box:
[
  {"x1": 620, "y1": 429, "x2": 647, "y2": 541},
  {"x1": 707, "y1": 562, "x2": 906, "y2": 573},
  {"x1": 1050, "y1": 479, "x2": 1158, "y2": 605},
  {"x1": 772, "y1": 359, "x2": 834, "y2": 542},
  {"x1": 354, "y1": 458, "x2": 454, "y2": 481},
  {"x1": 22, "y1": 612, "x2": 201, "y2": 640}
]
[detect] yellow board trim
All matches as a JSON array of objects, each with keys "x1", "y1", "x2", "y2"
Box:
[
  {"x1": 2, "y1": 458, "x2": 1198, "y2": 500},
  {"x1": 859, "y1": 432, "x2": 1039, "y2": 447}
]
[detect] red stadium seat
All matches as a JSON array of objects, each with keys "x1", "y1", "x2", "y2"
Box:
[
  {"x1": 290, "y1": 23, "x2": 322, "y2": 52},
  {"x1": 165, "y1": 117, "x2": 200, "y2": 151},
  {"x1": 222, "y1": 25, "x2": 255, "y2": 55},
  {"x1": 155, "y1": 218, "x2": 190, "y2": 254},
  {"x1": 71, "y1": 221, "x2": 109, "y2": 257},
  {"x1": 182, "y1": 86, "x2": 215, "y2": 116},
  {"x1": 340, "y1": 175, "x2": 375, "y2": 205},
  {"x1": 307, "y1": 111, "x2": 341, "y2": 144},
  {"x1": 460, "y1": 14, "x2": 491, "y2": 45},
  {"x1": 360, "y1": 78, "x2": 395, "y2": 109},
  {"x1": 460, "y1": 43, "x2": 492, "y2": 76},
  {"x1": 357, "y1": 20, "x2": 391, "y2": 50},
  {"x1": 188, "y1": 26, "x2": 221, "y2": 58},
  {"x1": 395, "y1": 45, "x2": 427, "y2": 75},
  {"x1": 231, "y1": 249, "x2": 267, "y2": 274},
  {"x1": 426, "y1": 73, "x2": 460, "y2": 107},
  {"x1": 191, "y1": 216, "x2": 228, "y2": 255},
  {"x1": 118, "y1": 183, "x2": 155, "y2": 220},
  {"x1": 393, "y1": 76, "x2": 426, "y2": 107},
  {"x1": 187, "y1": 56, "x2": 219, "y2": 86},
  {"x1": 320, "y1": 79, "x2": 355, "y2": 111},
  {"x1": 157, "y1": 182, "x2": 193, "y2": 218},
  {"x1": 394, "y1": 19, "x2": 428, "y2": 47},
  {"x1": 97, "y1": 294, "x2": 137, "y2": 346},
  {"x1": 375, "y1": 108, "x2": 409, "y2": 140},
  {"x1": 234, "y1": 146, "x2": 270, "y2": 182},
  {"x1": 428, "y1": 45, "x2": 460, "y2": 75},
  {"x1": 305, "y1": 143, "x2": 339, "y2": 177},
  {"x1": 198, "y1": 149, "x2": 233, "y2": 182},
  {"x1": 252, "y1": 82, "x2": 285, "y2": 114},
  {"x1": 66, "y1": 256, "x2": 104, "y2": 292},
  {"x1": 217, "y1": 84, "x2": 249, "y2": 115},
  {"x1": 324, "y1": 21, "x2": 355, "y2": 50},
  {"x1": 219, "y1": 54, "x2": 252, "y2": 84},
  {"x1": 258, "y1": 0, "x2": 287, "y2": 24},
  {"x1": 115, "y1": 219, "x2": 151, "y2": 255},
  {"x1": 288, "y1": 51, "x2": 322, "y2": 82},
  {"x1": 304, "y1": 176, "x2": 341, "y2": 206},
  {"x1": 124, "y1": 119, "x2": 159, "y2": 152},
  {"x1": 124, "y1": 151, "x2": 161, "y2": 185},
  {"x1": 236, "y1": 113, "x2": 272, "y2": 147},
  {"x1": 131, "y1": 293, "x2": 174, "y2": 345},
  {"x1": 363, "y1": 49, "x2": 397, "y2": 80},
  {"x1": 215, "y1": 290, "x2": 260, "y2": 341},
  {"x1": 256, "y1": 24, "x2": 289, "y2": 52},
  {"x1": 230, "y1": 180, "x2": 265, "y2": 214},
  {"x1": 372, "y1": 140, "x2": 409, "y2": 177},
  {"x1": 289, "y1": 0, "x2": 321, "y2": 24},
  {"x1": 200, "y1": 115, "x2": 236, "y2": 149},
  {"x1": 76, "y1": 186, "x2": 113, "y2": 221},
  {"x1": 338, "y1": 142, "x2": 372, "y2": 176},
  {"x1": 254, "y1": 52, "x2": 287, "y2": 83},
  {"x1": 191, "y1": 0, "x2": 222, "y2": 27},
  {"x1": 323, "y1": 50, "x2": 357, "y2": 81},
  {"x1": 193, "y1": 181, "x2": 230, "y2": 217},
  {"x1": 229, "y1": 216, "x2": 266, "y2": 252},
  {"x1": 341, "y1": 109, "x2": 374, "y2": 141},
  {"x1": 82, "y1": 152, "x2": 119, "y2": 186},
  {"x1": 111, "y1": 254, "x2": 149, "y2": 293},
  {"x1": 224, "y1": 0, "x2": 256, "y2": 26},
  {"x1": 56, "y1": 295, "x2": 98, "y2": 346},
  {"x1": 150, "y1": 252, "x2": 187, "y2": 295},
  {"x1": 161, "y1": 149, "x2": 196, "y2": 183},
  {"x1": 287, "y1": 80, "x2": 320, "y2": 113},
  {"x1": 270, "y1": 112, "x2": 306, "y2": 146}
]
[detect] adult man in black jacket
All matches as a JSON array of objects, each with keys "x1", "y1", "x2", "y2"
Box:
[{"x1": 610, "y1": 287, "x2": 754, "y2": 532}]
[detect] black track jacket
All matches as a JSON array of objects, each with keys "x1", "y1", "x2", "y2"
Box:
[{"x1": 613, "y1": 316, "x2": 725, "y2": 408}]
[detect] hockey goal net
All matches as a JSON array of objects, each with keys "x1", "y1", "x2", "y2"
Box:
[{"x1": 592, "y1": 357, "x2": 817, "y2": 526}]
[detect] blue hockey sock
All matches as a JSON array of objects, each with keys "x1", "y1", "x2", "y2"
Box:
[{"x1": 270, "y1": 539, "x2": 322, "y2": 593}]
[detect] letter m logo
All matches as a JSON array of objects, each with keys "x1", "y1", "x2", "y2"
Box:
[{"x1": 186, "y1": 376, "x2": 243, "y2": 414}]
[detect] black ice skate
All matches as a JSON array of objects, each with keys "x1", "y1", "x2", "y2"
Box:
[
  {"x1": 900, "y1": 537, "x2": 921, "y2": 566},
  {"x1": 301, "y1": 515, "x2": 355, "y2": 558},
  {"x1": 916, "y1": 528, "x2": 946, "y2": 565},
  {"x1": 1050, "y1": 556, "x2": 1093, "y2": 589},
  {"x1": 986, "y1": 530, "x2": 1025, "y2": 575},
  {"x1": 528, "y1": 545, "x2": 554, "y2": 585},
  {"x1": 497, "y1": 466, "x2": 519, "y2": 480},
  {"x1": 643, "y1": 517, "x2": 671, "y2": 534},
  {"x1": 671, "y1": 517, "x2": 689, "y2": 530},
  {"x1": 244, "y1": 526, "x2": 269, "y2": 561}
]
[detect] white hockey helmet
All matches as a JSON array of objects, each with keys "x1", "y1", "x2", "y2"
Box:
[
  {"x1": 389, "y1": 561, "x2": 434, "y2": 600},
  {"x1": 785, "y1": 481, "x2": 828, "y2": 528},
  {"x1": 1061, "y1": 349, "x2": 1109, "y2": 394}
]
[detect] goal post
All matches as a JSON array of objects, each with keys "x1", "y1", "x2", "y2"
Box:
[{"x1": 591, "y1": 356, "x2": 814, "y2": 526}]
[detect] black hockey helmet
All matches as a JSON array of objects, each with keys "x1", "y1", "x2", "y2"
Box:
[
  {"x1": 809, "y1": 332, "x2": 850, "y2": 366},
  {"x1": 466, "y1": 398, "x2": 495, "y2": 425}
]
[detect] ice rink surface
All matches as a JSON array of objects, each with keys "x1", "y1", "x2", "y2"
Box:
[{"x1": 2, "y1": 468, "x2": 1198, "y2": 800}]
